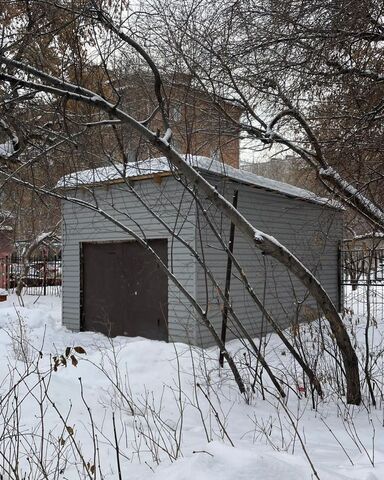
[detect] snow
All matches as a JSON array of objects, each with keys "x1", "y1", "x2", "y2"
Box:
[
  {"x1": 57, "y1": 155, "x2": 336, "y2": 207},
  {"x1": 345, "y1": 232, "x2": 384, "y2": 241},
  {"x1": 254, "y1": 231, "x2": 264, "y2": 242},
  {"x1": 0, "y1": 140, "x2": 15, "y2": 158},
  {"x1": 0, "y1": 209, "x2": 14, "y2": 219},
  {"x1": 0, "y1": 293, "x2": 383, "y2": 479},
  {"x1": 0, "y1": 118, "x2": 19, "y2": 158},
  {"x1": 320, "y1": 167, "x2": 384, "y2": 225},
  {"x1": 56, "y1": 157, "x2": 171, "y2": 188}
]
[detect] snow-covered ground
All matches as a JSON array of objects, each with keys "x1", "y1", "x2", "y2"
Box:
[{"x1": 0, "y1": 293, "x2": 383, "y2": 479}]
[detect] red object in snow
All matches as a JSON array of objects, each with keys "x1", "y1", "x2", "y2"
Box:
[{"x1": 0, "y1": 288, "x2": 8, "y2": 302}]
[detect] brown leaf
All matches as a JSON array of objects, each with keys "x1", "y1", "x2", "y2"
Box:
[
  {"x1": 65, "y1": 347, "x2": 71, "y2": 358},
  {"x1": 70, "y1": 355, "x2": 78, "y2": 367},
  {"x1": 66, "y1": 426, "x2": 74, "y2": 436},
  {"x1": 53, "y1": 357, "x2": 59, "y2": 372},
  {"x1": 74, "y1": 346, "x2": 86, "y2": 354}
]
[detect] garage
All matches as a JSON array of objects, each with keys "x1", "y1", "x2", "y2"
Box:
[
  {"x1": 60, "y1": 156, "x2": 342, "y2": 346},
  {"x1": 81, "y1": 239, "x2": 168, "y2": 340}
]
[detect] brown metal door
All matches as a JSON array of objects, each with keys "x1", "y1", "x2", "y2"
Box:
[{"x1": 82, "y1": 240, "x2": 168, "y2": 340}]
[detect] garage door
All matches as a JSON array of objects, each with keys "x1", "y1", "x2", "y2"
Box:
[{"x1": 81, "y1": 240, "x2": 168, "y2": 340}]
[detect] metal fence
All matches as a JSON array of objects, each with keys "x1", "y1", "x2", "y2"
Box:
[
  {"x1": 1, "y1": 246, "x2": 382, "y2": 307},
  {"x1": 0, "y1": 254, "x2": 61, "y2": 296},
  {"x1": 340, "y1": 248, "x2": 384, "y2": 319}
]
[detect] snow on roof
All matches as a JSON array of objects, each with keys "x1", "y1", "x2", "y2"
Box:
[
  {"x1": 57, "y1": 157, "x2": 171, "y2": 188},
  {"x1": 57, "y1": 155, "x2": 338, "y2": 207}
]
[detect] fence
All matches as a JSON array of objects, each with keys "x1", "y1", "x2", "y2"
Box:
[
  {"x1": 1, "y1": 246, "x2": 382, "y2": 306},
  {"x1": 340, "y1": 248, "x2": 384, "y2": 320},
  {"x1": 0, "y1": 254, "x2": 61, "y2": 296}
]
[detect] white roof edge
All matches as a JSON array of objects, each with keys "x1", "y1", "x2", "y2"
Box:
[{"x1": 56, "y1": 155, "x2": 341, "y2": 209}]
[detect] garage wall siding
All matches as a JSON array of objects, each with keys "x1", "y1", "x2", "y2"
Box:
[
  {"x1": 194, "y1": 174, "x2": 342, "y2": 347},
  {"x1": 62, "y1": 176, "x2": 198, "y2": 344},
  {"x1": 62, "y1": 171, "x2": 343, "y2": 348}
]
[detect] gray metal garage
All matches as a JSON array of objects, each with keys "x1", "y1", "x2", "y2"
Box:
[{"x1": 59, "y1": 156, "x2": 343, "y2": 346}]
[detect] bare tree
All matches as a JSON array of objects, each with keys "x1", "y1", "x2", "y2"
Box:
[
  {"x1": 145, "y1": 0, "x2": 384, "y2": 231},
  {"x1": 0, "y1": 0, "x2": 362, "y2": 404}
]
